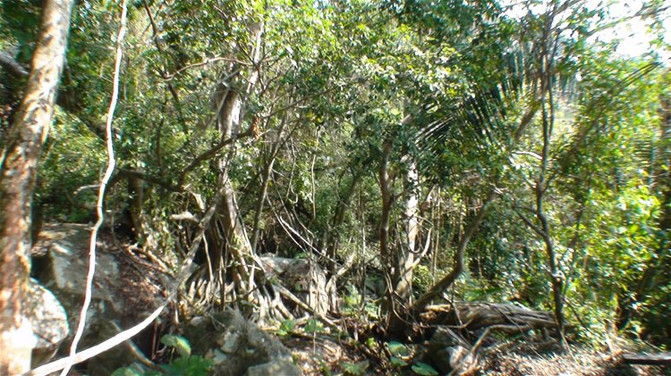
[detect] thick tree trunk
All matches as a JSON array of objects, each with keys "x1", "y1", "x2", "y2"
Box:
[{"x1": 0, "y1": 0, "x2": 74, "y2": 373}]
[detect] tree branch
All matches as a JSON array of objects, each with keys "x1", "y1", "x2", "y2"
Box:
[
  {"x1": 0, "y1": 51, "x2": 29, "y2": 77},
  {"x1": 514, "y1": 208, "x2": 545, "y2": 238}
]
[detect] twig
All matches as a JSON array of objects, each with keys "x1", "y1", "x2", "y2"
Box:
[{"x1": 60, "y1": 1, "x2": 128, "y2": 375}]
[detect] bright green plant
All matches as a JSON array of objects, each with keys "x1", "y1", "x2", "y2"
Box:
[
  {"x1": 276, "y1": 319, "x2": 296, "y2": 336},
  {"x1": 412, "y1": 362, "x2": 439, "y2": 376},
  {"x1": 111, "y1": 335, "x2": 212, "y2": 376},
  {"x1": 304, "y1": 318, "x2": 326, "y2": 335},
  {"x1": 386, "y1": 341, "x2": 410, "y2": 367},
  {"x1": 342, "y1": 360, "x2": 369, "y2": 376}
]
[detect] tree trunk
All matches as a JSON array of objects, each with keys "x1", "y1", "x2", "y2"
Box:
[
  {"x1": 215, "y1": 18, "x2": 264, "y2": 297},
  {"x1": 538, "y1": 97, "x2": 566, "y2": 344},
  {"x1": 395, "y1": 158, "x2": 419, "y2": 302},
  {"x1": 251, "y1": 113, "x2": 288, "y2": 254},
  {"x1": 324, "y1": 173, "x2": 361, "y2": 272},
  {"x1": 0, "y1": 0, "x2": 74, "y2": 373},
  {"x1": 410, "y1": 190, "x2": 496, "y2": 315},
  {"x1": 378, "y1": 138, "x2": 395, "y2": 318},
  {"x1": 618, "y1": 84, "x2": 671, "y2": 334},
  {"x1": 385, "y1": 191, "x2": 496, "y2": 337}
]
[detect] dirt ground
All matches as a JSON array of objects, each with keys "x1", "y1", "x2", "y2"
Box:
[{"x1": 284, "y1": 334, "x2": 670, "y2": 376}]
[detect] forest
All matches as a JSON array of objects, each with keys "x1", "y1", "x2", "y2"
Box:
[{"x1": 0, "y1": 0, "x2": 670, "y2": 375}]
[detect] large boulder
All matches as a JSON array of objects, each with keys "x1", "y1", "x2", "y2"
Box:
[
  {"x1": 26, "y1": 279, "x2": 69, "y2": 367},
  {"x1": 31, "y1": 223, "x2": 168, "y2": 375},
  {"x1": 185, "y1": 309, "x2": 302, "y2": 376}
]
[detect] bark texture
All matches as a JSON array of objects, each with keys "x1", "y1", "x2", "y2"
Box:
[{"x1": 0, "y1": 0, "x2": 74, "y2": 373}]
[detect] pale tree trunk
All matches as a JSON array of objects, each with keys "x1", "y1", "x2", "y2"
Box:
[
  {"x1": 0, "y1": 0, "x2": 74, "y2": 373},
  {"x1": 378, "y1": 138, "x2": 395, "y2": 316},
  {"x1": 379, "y1": 135, "x2": 421, "y2": 327},
  {"x1": 386, "y1": 190, "x2": 497, "y2": 336},
  {"x1": 410, "y1": 191, "x2": 497, "y2": 314},
  {"x1": 395, "y1": 159, "x2": 419, "y2": 302},
  {"x1": 215, "y1": 18, "x2": 264, "y2": 296}
]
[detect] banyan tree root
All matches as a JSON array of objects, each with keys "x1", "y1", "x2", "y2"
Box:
[
  {"x1": 258, "y1": 256, "x2": 333, "y2": 316},
  {"x1": 421, "y1": 301, "x2": 556, "y2": 332}
]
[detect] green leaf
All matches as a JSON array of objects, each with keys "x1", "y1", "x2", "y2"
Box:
[
  {"x1": 386, "y1": 341, "x2": 409, "y2": 357},
  {"x1": 390, "y1": 356, "x2": 407, "y2": 367},
  {"x1": 276, "y1": 319, "x2": 296, "y2": 336},
  {"x1": 342, "y1": 360, "x2": 369, "y2": 375},
  {"x1": 412, "y1": 362, "x2": 439, "y2": 376},
  {"x1": 160, "y1": 334, "x2": 191, "y2": 358},
  {"x1": 162, "y1": 355, "x2": 213, "y2": 376},
  {"x1": 304, "y1": 318, "x2": 325, "y2": 334},
  {"x1": 111, "y1": 367, "x2": 144, "y2": 376}
]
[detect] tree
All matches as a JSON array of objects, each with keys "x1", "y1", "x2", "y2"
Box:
[{"x1": 0, "y1": 0, "x2": 74, "y2": 372}]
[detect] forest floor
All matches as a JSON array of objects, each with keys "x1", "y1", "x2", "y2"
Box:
[
  {"x1": 38, "y1": 226, "x2": 667, "y2": 376},
  {"x1": 283, "y1": 332, "x2": 670, "y2": 376},
  {"x1": 477, "y1": 341, "x2": 668, "y2": 376}
]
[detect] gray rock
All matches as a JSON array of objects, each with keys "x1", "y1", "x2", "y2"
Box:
[
  {"x1": 34, "y1": 224, "x2": 119, "y2": 306},
  {"x1": 447, "y1": 345, "x2": 475, "y2": 373},
  {"x1": 425, "y1": 327, "x2": 477, "y2": 375},
  {"x1": 26, "y1": 279, "x2": 69, "y2": 367},
  {"x1": 186, "y1": 310, "x2": 301, "y2": 376},
  {"x1": 244, "y1": 360, "x2": 302, "y2": 376},
  {"x1": 31, "y1": 223, "x2": 167, "y2": 375},
  {"x1": 32, "y1": 224, "x2": 123, "y2": 349}
]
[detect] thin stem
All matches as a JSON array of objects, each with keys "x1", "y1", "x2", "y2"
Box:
[{"x1": 60, "y1": 1, "x2": 127, "y2": 375}]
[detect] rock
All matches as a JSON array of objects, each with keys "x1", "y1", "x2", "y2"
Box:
[
  {"x1": 32, "y1": 224, "x2": 123, "y2": 346},
  {"x1": 244, "y1": 360, "x2": 302, "y2": 376},
  {"x1": 259, "y1": 256, "x2": 330, "y2": 315},
  {"x1": 31, "y1": 223, "x2": 168, "y2": 375},
  {"x1": 425, "y1": 327, "x2": 477, "y2": 375},
  {"x1": 185, "y1": 309, "x2": 301, "y2": 376},
  {"x1": 446, "y1": 346, "x2": 475, "y2": 373},
  {"x1": 33, "y1": 224, "x2": 120, "y2": 306},
  {"x1": 25, "y1": 279, "x2": 69, "y2": 367}
]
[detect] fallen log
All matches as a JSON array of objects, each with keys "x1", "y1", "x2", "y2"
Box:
[
  {"x1": 418, "y1": 302, "x2": 556, "y2": 376},
  {"x1": 622, "y1": 352, "x2": 671, "y2": 366},
  {"x1": 421, "y1": 302, "x2": 556, "y2": 332}
]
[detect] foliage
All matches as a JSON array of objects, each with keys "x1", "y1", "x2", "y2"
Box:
[
  {"x1": 111, "y1": 335, "x2": 212, "y2": 376},
  {"x1": 411, "y1": 362, "x2": 439, "y2": 376},
  {"x1": 341, "y1": 360, "x2": 369, "y2": 376},
  {"x1": 1, "y1": 0, "x2": 670, "y2": 354},
  {"x1": 276, "y1": 319, "x2": 296, "y2": 336},
  {"x1": 305, "y1": 318, "x2": 326, "y2": 335},
  {"x1": 387, "y1": 340, "x2": 411, "y2": 367}
]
